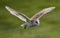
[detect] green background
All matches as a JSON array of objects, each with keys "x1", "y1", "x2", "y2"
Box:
[{"x1": 0, "y1": 0, "x2": 60, "y2": 38}]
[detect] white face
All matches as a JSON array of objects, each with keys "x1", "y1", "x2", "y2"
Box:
[{"x1": 33, "y1": 20, "x2": 40, "y2": 25}]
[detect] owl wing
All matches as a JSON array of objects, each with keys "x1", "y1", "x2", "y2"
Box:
[
  {"x1": 31, "y1": 7, "x2": 55, "y2": 20},
  {"x1": 5, "y1": 6, "x2": 30, "y2": 22}
]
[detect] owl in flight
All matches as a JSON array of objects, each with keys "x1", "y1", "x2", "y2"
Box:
[{"x1": 5, "y1": 6, "x2": 55, "y2": 29}]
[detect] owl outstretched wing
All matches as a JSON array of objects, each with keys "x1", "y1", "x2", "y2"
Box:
[{"x1": 5, "y1": 6, "x2": 30, "y2": 22}]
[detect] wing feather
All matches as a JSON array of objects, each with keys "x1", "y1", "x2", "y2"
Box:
[
  {"x1": 5, "y1": 6, "x2": 29, "y2": 22},
  {"x1": 31, "y1": 7, "x2": 55, "y2": 20}
]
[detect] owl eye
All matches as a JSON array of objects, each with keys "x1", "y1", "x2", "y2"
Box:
[{"x1": 34, "y1": 21, "x2": 38, "y2": 24}]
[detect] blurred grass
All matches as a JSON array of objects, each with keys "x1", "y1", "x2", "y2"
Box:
[{"x1": 0, "y1": 0, "x2": 60, "y2": 38}]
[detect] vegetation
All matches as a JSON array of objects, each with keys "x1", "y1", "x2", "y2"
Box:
[{"x1": 0, "y1": 0, "x2": 60, "y2": 38}]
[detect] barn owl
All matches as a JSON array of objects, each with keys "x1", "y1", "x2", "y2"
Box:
[{"x1": 5, "y1": 6, "x2": 55, "y2": 29}]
